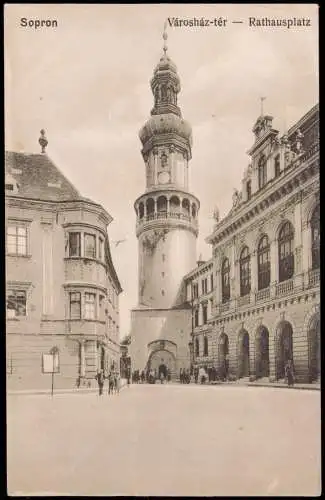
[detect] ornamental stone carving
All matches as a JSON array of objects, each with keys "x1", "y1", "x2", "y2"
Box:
[{"x1": 142, "y1": 228, "x2": 169, "y2": 255}]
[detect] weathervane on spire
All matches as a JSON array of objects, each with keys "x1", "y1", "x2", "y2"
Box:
[
  {"x1": 163, "y1": 20, "x2": 168, "y2": 55},
  {"x1": 260, "y1": 96, "x2": 266, "y2": 116}
]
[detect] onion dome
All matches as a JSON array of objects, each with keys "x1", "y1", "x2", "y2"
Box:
[{"x1": 139, "y1": 113, "x2": 192, "y2": 147}]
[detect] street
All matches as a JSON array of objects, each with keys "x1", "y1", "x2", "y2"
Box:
[{"x1": 7, "y1": 384, "x2": 321, "y2": 496}]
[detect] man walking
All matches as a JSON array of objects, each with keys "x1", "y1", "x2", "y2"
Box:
[{"x1": 96, "y1": 369, "x2": 105, "y2": 396}]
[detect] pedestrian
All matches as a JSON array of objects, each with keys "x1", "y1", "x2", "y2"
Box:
[
  {"x1": 108, "y1": 371, "x2": 114, "y2": 395},
  {"x1": 167, "y1": 368, "x2": 171, "y2": 383},
  {"x1": 285, "y1": 359, "x2": 295, "y2": 387},
  {"x1": 127, "y1": 367, "x2": 131, "y2": 387},
  {"x1": 194, "y1": 367, "x2": 198, "y2": 384},
  {"x1": 96, "y1": 369, "x2": 104, "y2": 396}
]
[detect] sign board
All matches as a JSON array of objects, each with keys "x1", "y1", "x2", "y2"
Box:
[{"x1": 42, "y1": 353, "x2": 60, "y2": 374}]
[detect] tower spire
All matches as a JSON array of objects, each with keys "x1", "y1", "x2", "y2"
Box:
[{"x1": 163, "y1": 20, "x2": 168, "y2": 55}]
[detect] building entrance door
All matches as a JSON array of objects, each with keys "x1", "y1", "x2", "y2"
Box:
[{"x1": 158, "y1": 364, "x2": 167, "y2": 379}]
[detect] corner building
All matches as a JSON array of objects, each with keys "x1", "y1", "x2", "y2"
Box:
[
  {"x1": 129, "y1": 45, "x2": 200, "y2": 378},
  {"x1": 186, "y1": 105, "x2": 319, "y2": 384},
  {"x1": 5, "y1": 147, "x2": 122, "y2": 390}
]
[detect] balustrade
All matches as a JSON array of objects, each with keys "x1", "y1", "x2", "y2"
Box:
[
  {"x1": 308, "y1": 268, "x2": 320, "y2": 287},
  {"x1": 275, "y1": 279, "x2": 294, "y2": 296},
  {"x1": 255, "y1": 288, "x2": 270, "y2": 302},
  {"x1": 237, "y1": 294, "x2": 250, "y2": 307}
]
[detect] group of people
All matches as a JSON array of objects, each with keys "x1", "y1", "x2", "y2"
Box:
[
  {"x1": 131, "y1": 368, "x2": 171, "y2": 384},
  {"x1": 179, "y1": 368, "x2": 191, "y2": 384},
  {"x1": 95, "y1": 369, "x2": 120, "y2": 396}
]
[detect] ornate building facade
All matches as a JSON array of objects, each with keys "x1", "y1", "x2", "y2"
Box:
[
  {"x1": 5, "y1": 137, "x2": 122, "y2": 390},
  {"x1": 185, "y1": 104, "x2": 319, "y2": 384},
  {"x1": 129, "y1": 35, "x2": 199, "y2": 378}
]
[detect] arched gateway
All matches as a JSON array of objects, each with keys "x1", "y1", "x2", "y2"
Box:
[
  {"x1": 308, "y1": 313, "x2": 320, "y2": 382},
  {"x1": 148, "y1": 349, "x2": 176, "y2": 379},
  {"x1": 255, "y1": 326, "x2": 270, "y2": 378},
  {"x1": 275, "y1": 321, "x2": 293, "y2": 380}
]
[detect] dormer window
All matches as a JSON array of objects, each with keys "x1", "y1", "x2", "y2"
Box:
[
  {"x1": 258, "y1": 155, "x2": 267, "y2": 189},
  {"x1": 5, "y1": 173, "x2": 19, "y2": 194}
]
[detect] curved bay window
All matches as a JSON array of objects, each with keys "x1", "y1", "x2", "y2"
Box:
[
  {"x1": 221, "y1": 258, "x2": 230, "y2": 303},
  {"x1": 311, "y1": 205, "x2": 320, "y2": 270},
  {"x1": 258, "y1": 155, "x2": 267, "y2": 189},
  {"x1": 257, "y1": 235, "x2": 270, "y2": 290},
  {"x1": 240, "y1": 247, "x2": 251, "y2": 296},
  {"x1": 278, "y1": 222, "x2": 294, "y2": 282}
]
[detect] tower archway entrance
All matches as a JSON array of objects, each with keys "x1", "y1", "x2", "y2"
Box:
[{"x1": 148, "y1": 349, "x2": 176, "y2": 379}]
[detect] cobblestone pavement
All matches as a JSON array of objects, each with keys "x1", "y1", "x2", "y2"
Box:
[{"x1": 7, "y1": 384, "x2": 321, "y2": 496}]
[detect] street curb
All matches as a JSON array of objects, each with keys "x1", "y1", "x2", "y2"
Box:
[
  {"x1": 7, "y1": 382, "x2": 129, "y2": 397},
  {"x1": 7, "y1": 381, "x2": 319, "y2": 395}
]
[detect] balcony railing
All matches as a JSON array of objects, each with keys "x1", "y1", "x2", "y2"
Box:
[
  {"x1": 237, "y1": 294, "x2": 250, "y2": 307},
  {"x1": 219, "y1": 301, "x2": 230, "y2": 313},
  {"x1": 308, "y1": 268, "x2": 320, "y2": 287},
  {"x1": 137, "y1": 211, "x2": 198, "y2": 227},
  {"x1": 276, "y1": 279, "x2": 294, "y2": 297},
  {"x1": 255, "y1": 287, "x2": 270, "y2": 302}
]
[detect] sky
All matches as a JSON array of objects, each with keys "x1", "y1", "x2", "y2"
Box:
[{"x1": 5, "y1": 4, "x2": 319, "y2": 337}]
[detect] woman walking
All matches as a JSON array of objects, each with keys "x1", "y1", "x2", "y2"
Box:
[{"x1": 285, "y1": 359, "x2": 295, "y2": 387}]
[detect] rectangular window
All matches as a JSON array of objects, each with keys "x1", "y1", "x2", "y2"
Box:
[
  {"x1": 274, "y1": 155, "x2": 281, "y2": 178},
  {"x1": 202, "y1": 303, "x2": 208, "y2": 324},
  {"x1": 84, "y1": 233, "x2": 96, "y2": 259},
  {"x1": 246, "y1": 180, "x2": 252, "y2": 200},
  {"x1": 194, "y1": 308, "x2": 199, "y2": 327},
  {"x1": 210, "y1": 274, "x2": 214, "y2": 292},
  {"x1": 84, "y1": 293, "x2": 96, "y2": 319},
  {"x1": 69, "y1": 292, "x2": 81, "y2": 320},
  {"x1": 7, "y1": 290, "x2": 27, "y2": 317},
  {"x1": 209, "y1": 298, "x2": 213, "y2": 318},
  {"x1": 7, "y1": 225, "x2": 28, "y2": 255},
  {"x1": 193, "y1": 283, "x2": 198, "y2": 299},
  {"x1": 98, "y1": 237, "x2": 104, "y2": 261},
  {"x1": 69, "y1": 232, "x2": 81, "y2": 257}
]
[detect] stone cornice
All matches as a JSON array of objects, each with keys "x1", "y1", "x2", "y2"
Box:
[
  {"x1": 136, "y1": 217, "x2": 199, "y2": 238},
  {"x1": 183, "y1": 259, "x2": 214, "y2": 281},
  {"x1": 247, "y1": 128, "x2": 279, "y2": 156},
  {"x1": 206, "y1": 143, "x2": 319, "y2": 246},
  {"x1": 6, "y1": 196, "x2": 113, "y2": 225}
]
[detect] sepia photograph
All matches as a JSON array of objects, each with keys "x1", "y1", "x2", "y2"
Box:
[{"x1": 5, "y1": 3, "x2": 320, "y2": 496}]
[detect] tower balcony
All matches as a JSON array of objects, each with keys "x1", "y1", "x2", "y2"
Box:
[{"x1": 136, "y1": 211, "x2": 198, "y2": 237}]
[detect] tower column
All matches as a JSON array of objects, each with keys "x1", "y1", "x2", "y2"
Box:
[{"x1": 154, "y1": 198, "x2": 157, "y2": 217}]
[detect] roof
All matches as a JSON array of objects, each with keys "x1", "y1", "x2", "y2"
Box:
[{"x1": 5, "y1": 151, "x2": 82, "y2": 202}]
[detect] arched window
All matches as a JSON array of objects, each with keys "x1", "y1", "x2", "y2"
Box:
[
  {"x1": 221, "y1": 258, "x2": 230, "y2": 303},
  {"x1": 161, "y1": 85, "x2": 167, "y2": 102},
  {"x1": 257, "y1": 235, "x2": 270, "y2": 290},
  {"x1": 195, "y1": 337, "x2": 199, "y2": 357},
  {"x1": 203, "y1": 336, "x2": 208, "y2": 356},
  {"x1": 278, "y1": 221, "x2": 294, "y2": 282},
  {"x1": 161, "y1": 152, "x2": 168, "y2": 169},
  {"x1": 311, "y1": 205, "x2": 320, "y2": 270},
  {"x1": 258, "y1": 155, "x2": 267, "y2": 189},
  {"x1": 240, "y1": 247, "x2": 251, "y2": 296}
]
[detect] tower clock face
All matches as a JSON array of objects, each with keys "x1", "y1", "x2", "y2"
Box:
[{"x1": 158, "y1": 171, "x2": 170, "y2": 184}]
